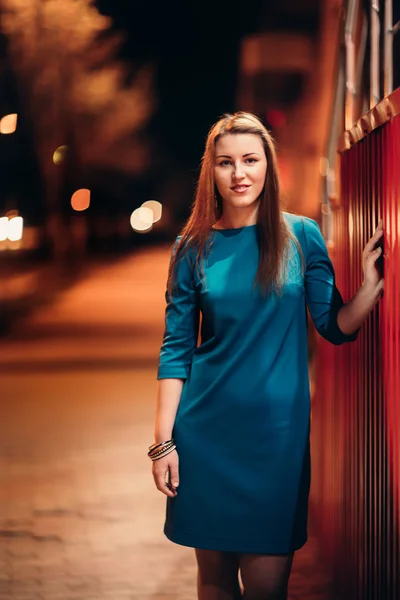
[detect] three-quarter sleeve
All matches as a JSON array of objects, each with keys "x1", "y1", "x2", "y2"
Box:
[
  {"x1": 302, "y1": 217, "x2": 359, "y2": 345},
  {"x1": 157, "y1": 238, "x2": 200, "y2": 380}
]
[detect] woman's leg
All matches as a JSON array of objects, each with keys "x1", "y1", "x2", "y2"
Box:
[
  {"x1": 239, "y1": 552, "x2": 294, "y2": 600},
  {"x1": 195, "y1": 549, "x2": 242, "y2": 600}
]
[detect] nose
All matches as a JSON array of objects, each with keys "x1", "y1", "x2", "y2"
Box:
[{"x1": 232, "y1": 162, "x2": 245, "y2": 180}]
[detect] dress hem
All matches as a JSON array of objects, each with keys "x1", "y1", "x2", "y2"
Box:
[{"x1": 164, "y1": 524, "x2": 308, "y2": 554}]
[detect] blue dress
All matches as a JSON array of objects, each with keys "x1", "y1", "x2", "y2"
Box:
[{"x1": 157, "y1": 213, "x2": 358, "y2": 554}]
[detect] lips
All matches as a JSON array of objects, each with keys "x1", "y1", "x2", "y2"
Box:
[{"x1": 231, "y1": 185, "x2": 250, "y2": 193}]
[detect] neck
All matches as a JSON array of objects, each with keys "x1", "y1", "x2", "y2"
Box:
[{"x1": 216, "y1": 205, "x2": 258, "y2": 230}]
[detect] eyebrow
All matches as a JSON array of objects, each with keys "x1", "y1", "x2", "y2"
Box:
[{"x1": 216, "y1": 152, "x2": 261, "y2": 159}]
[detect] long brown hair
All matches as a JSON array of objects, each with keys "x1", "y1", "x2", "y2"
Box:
[{"x1": 168, "y1": 111, "x2": 303, "y2": 296}]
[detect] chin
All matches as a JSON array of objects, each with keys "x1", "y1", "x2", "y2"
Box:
[{"x1": 228, "y1": 196, "x2": 259, "y2": 208}]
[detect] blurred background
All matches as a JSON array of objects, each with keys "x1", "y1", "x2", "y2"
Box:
[
  {"x1": 0, "y1": 0, "x2": 360, "y2": 317},
  {"x1": 0, "y1": 0, "x2": 398, "y2": 316},
  {"x1": 0, "y1": 0, "x2": 399, "y2": 599}
]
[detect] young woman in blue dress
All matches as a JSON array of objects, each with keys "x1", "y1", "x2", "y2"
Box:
[{"x1": 150, "y1": 112, "x2": 384, "y2": 600}]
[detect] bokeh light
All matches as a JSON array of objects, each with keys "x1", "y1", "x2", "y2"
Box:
[
  {"x1": 0, "y1": 113, "x2": 18, "y2": 134},
  {"x1": 0, "y1": 217, "x2": 8, "y2": 241},
  {"x1": 141, "y1": 200, "x2": 162, "y2": 223},
  {"x1": 71, "y1": 189, "x2": 91, "y2": 212},
  {"x1": 7, "y1": 216, "x2": 23, "y2": 242},
  {"x1": 53, "y1": 145, "x2": 69, "y2": 165},
  {"x1": 130, "y1": 207, "x2": 153, "y2": 232}
]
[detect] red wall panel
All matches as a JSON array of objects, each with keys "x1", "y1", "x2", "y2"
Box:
[{"x1": 311, "y1": 103, "x2": 400, "y2": 599}]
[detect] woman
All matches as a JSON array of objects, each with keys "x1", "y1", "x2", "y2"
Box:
[{"x1": 150, "y1": 112, "x2": 384, "y2": 600}]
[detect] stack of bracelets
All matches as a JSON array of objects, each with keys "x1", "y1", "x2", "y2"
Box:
[{"x1": 148, "y1": 439, "x2": 176, "y2": 461}]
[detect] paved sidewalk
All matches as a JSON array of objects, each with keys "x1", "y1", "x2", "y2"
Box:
[{"x1": 0, "y1": 247, "x2": 333, "y2": 600}]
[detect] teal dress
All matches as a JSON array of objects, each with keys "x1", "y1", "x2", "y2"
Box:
[{"x1": 157, "y1": 213, "x2": 358, "y2": 554}]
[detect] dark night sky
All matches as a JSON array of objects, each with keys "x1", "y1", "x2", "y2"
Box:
[
  {"x1": 3, "y1": 1, "x2": 398, "y2": 223},
  {"x1": 96, "y1": 0, "x2": 265, "y2": 168},
  {"x1": 0, "y1": 0, "x2": 265, "y2": 222},
  {"x1": 1, "y1": 1, "x2": 323, "y2": 222}
]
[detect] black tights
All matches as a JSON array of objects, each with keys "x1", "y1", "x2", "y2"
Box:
[{"x1": 195, "y1": 549, "x2": 294, "y2": 600}]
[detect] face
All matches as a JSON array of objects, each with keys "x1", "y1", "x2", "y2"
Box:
[{"x1": 214, "y1": 133, "x2": 267, "y2": 213}]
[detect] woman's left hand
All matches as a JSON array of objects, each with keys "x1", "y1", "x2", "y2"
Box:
[{"x1": 362, "y1": 220, "x2": 384, "y2": 295}]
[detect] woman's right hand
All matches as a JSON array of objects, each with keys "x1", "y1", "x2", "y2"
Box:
[{"x1": 152, "y1": 449, "x2": 179, "y2": 498}]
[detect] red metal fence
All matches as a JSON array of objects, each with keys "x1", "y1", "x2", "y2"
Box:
[{"x1": 311, "y1": 90, "x2": 400, "y2": 599}]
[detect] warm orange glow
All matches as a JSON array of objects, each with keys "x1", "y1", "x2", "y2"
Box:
[
  {"x1": 319, "y1": 157, "x2": 329, "y2": 177},
  {"x1": 0, "y1": 113, "x2": 18, "y2": 134},
  {"x1": 0, "y1": 217, "x2": 8, "y2": 242},
  {"x1": 53, "y1": 145, "x2": 68, "y2": 165},
  {"x1": 0, "y1": 215, "x2": 24, "y2": 242},
  {"x1": 130, "y1": 207, "x2": 153, "y2": 232},
  {"x1": 277, "y1": 157, "x2": 292, "y2": 192},
  {"x1": 141, "y1": 200, "x2": 162, "y2": 223},
  {"x1": 7, "y1": 216, "x2": 23, "y2": 241},
  {"x1": 71, "y1": 189, "x2": 91, "y2": 212}
]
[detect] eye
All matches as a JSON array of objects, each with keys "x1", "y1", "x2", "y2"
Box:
[
  {"x1": 218, "y1": 160, "x2": 231, "y2": 167},
  {"x1": 245, "y1": 158, "x2": 258, "y2": 164}
]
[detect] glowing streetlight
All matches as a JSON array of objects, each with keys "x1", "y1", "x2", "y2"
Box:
[
  {"x1": 141, "y1": 200, "x2": 162, "y2": 223},
  {"x1": 130, "y1": 207, "x2": 153, "y2": 232},
  {"x1": 0, "y1": 217, "x2": 8, "y2": 241},
  {"x1": 71, "y1": 189, "x2": 91, "y2": 211},
  {"x1": 7, "y1": 216, "x2": 24, "y2": 241},
  {"x1": 0, "y1": 114, "x2": 18, "y2": 134},
  {"x1": 53, "y1": 145, "x2": 68, "y2": 165}
]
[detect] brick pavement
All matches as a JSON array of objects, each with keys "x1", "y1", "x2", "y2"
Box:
[{"x1": 0, "y1": 249, "x2": 333, "y2": 600}]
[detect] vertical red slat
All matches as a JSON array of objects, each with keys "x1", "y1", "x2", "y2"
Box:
[{"x1": 310, "y1": 104, "x2": 400, "y2": 599}]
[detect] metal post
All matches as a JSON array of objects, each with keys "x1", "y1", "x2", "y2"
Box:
[
  {"x1": 370, "y1": 1, "x2": 380, "y2": 108},
  {"x1": 384, "y1": 0, "x2": 393, "y2": 96},
  {"x1": 345, "y1": 0, "x2": 358, "y2": 129}
]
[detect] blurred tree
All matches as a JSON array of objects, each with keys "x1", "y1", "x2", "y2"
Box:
[{"x1": 0, "y1": 0, "x2": 154, "y2": 218}]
